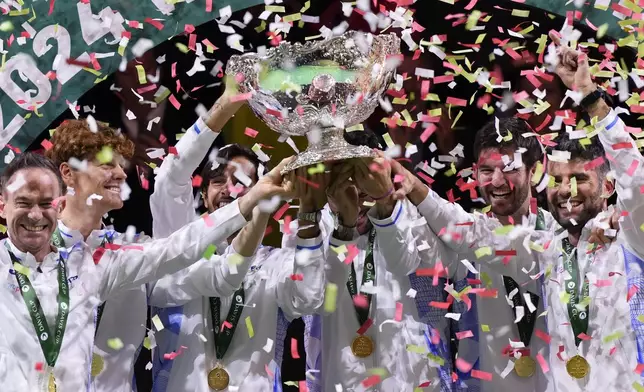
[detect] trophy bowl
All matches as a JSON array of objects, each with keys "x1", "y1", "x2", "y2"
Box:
[{"x1": 226, "y1": 31, "x2": 401, "y2": 173}]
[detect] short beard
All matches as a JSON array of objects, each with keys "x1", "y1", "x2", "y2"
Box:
[
  {"x1": 549, "y1": 191, "x2": 604, "y2": 233},
  {"x1": 481, "y1": 183, "x2": 530, "y2": 218}
]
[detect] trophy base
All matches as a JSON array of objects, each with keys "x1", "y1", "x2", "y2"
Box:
[{"x1": 281, "y1": 142, "x2": 376, "y2": 173}]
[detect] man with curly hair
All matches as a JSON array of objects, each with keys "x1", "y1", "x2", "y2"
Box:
[{"x1": 45, "y1": 107, "x2": 296, "y2": 392}]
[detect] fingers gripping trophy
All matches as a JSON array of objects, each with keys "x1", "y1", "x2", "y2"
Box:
[{"x1": 226, "y1": 31, "x2": 401, "y2": 173}]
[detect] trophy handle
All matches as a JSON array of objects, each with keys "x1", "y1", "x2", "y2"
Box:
[{"x1": 281, "y1": 128, "x2": 376, "y2": 174}]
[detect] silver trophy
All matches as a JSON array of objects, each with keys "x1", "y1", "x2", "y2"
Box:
[{"x1": 226, "y1": 31, "x2": 401, "y2": 172}]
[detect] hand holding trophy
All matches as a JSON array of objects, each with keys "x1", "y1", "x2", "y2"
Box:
[{"x1": 226, "y1": 31, "x2": 401, "y2": 173}]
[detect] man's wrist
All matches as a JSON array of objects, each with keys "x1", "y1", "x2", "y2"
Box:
[{"x1": 375, "y1": 196, "x2": 395, "y2": 218}]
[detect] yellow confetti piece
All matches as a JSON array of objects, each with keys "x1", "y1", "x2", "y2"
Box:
[
  {"x1": 428, "y1": 353, "x2": 445, "y2": 366},
  {"x1": 266, "y1": 5, "x2": 286, "y2": 12},
  {"x1": 423, "y1": 93, "x2": 440, "y2": 102},
  {"x1": 445, "y1": 162, "x2": 457, "y2": 177},
  {"x1": 570, "y1": 177, "x2": 577, "y2": 197},
  {"x1": 633, "y1": 382, "x2": 644, "y2": 392},
  {"x1": 475, "y1": 34, "x2": 486, "y2": 45},
  {"x1": 13, "y1": 262, "x2": 30, "y2": 277},
  {"x1": 9, "y1": 8, "x2": 30, "y2": 16},
  {"x1": 481, "y1": 205, "x2": 491, "y2": 214},
  {"x1": 107, "y1": 338, "x2": 124, "y2": 350},
  {"x1": 475, "y1": 246, "x2": 492, "y2": 259},
  {"x1": 117, "y1": 44, "x2": 126, "y2": 57},
  {"x1": 428, "y1": 108, "x2": 442, "y2": 117},
  {"x1": 531, "y1": 162, "x2": 544, "y2": 185},
  {"x1": 0, "y1": 21, "x2": 13, "y2": 32},
  {"x1": 0, "y1": 224, "x2": 6, "y2": 234},
  {"x1": 451, "y1": 110, "x2": 463, "y2": 129},
  {"x1": 559, "y1": 291, "x2": 571, "y2": 304},
  {"x1": 324, "y1": 283, "x2": 338, "y2": 313},
  {"x1": 529, "y1": 242, "x2": 545, "y2": 253},
  {"x1": 283, "y1": 13, "x2": 301, "y2": 23},
  {"x1": 284, "y1": 381, "x2": 298, "y2": 387},
  {"x1": 481, "y1": 324, "x2": 490, "y2": 332},
  {"x1": 466, "y1": 10, "x2": 481, "y2": 30},
  {"x1": 300, "y1": 0, "x2": 310, "y2": 12},
  {"x1": 96, "y1": 146, "x2": 113, "y2": 165},
  {"x1": 152, "y1": 314, "x2": 165, "y2": 331},
  {"x1": 135, "y1": 65, "x2": 147, "y2": 84},
  {"x1": 94, "y1": 75, "x2": 109, "y2": 84},
  {"x1": 382, "y1": 133, "x2": 394, "y2": 148},
  {"x1": 245, "y1": 316, "x2": 254, "y2": 338},
  {"x1": 307, "y1": 163, "x2": 325, "y2": 175},
  {"x1": 511, "y1": 9, "x2": 530, "y2": 17},
  {"x1": 392, "y1": 97, "x2": 408, "y2": 105},
  {"x1": 597, "y1": 24, "x2": 608, "y2": 39},
  {"x1": 401, "y1": 109, "x2": 414, "y2": 125},
  {"x1": 331, "y1": 244, "x2": 347, "y2": 255},
  {"x1": 346, "y1": 124, "x2": 364, "y2": 132},
  {"x1": 143, "y1": 337, "x2": 152, "y2": 350},
  {"x1": 82, "y1": 67, "x2": 102, "y2": 77},
  {"x1": 494, "y1": 225, "x2": 515, "y2": 235},
  {"x1": 154, "y1": 88, "x2": 171, "y2": 104},
  {"x1": 228, "y1": 253, "x2": 243, "y2": 267},
  {"x1": 255, "y1": 21, "x2": 266, "y2": 33},
  {"x1": 518, "y1": 24, "x2": 534, "y2": 36},
  {"x1": 602, "y1": 331, "x2": 624, "y2": 343},
  {"x1": 406, "y1": 344, "x2": 428, "y2": 354},
  {"x1": 638, "y1": 315, "x2": 644, "y2": 323}
]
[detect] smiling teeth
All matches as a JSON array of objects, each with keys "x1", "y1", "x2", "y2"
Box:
[
  {"x1": 105, "y1": 186, "x2": 120, "y2": 192},
  {"x1": 24, "y1": 225, "x2": 45, "y2": 232}
]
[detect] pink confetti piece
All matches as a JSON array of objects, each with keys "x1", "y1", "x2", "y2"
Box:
[
  {"x1": 188, "y1": 34, "x2": 197, "y2": 51},
  {"x1": 171, "y1": 62, "x2": 177, "y2": 78},
  {"x1": 361, "y1": 375, "x2": 381, "y2": 388},
  {"x1": 456, "y1": 358, "x2": 474, "y2": 373},
  {"x1": 635, "y1": 363, "x2": 644, "y2": 375},
  {"x1": 471, "y1": 369, "x2": 492, "y2": 381},
  {"x1": 627, "y1": 159, "x2": 639, "y2": 176},
  {"x1": 206, "y1": 0, "x2": 212, "y2": 12},
  {"x1": 283, "y1": 215, "x2": 292, "y2": 235},
  {"x1": 535, "y1": 329, "x2": 552, "y2": 344},
  {"x1": 356, "y1": 318, "x2": 373, "y2": 335},
  {"x1": 222, "y1": 321, "x2": 233, "y2": 331},
  {"x1": 609, "y1": 346, "x2": 617, "y2": 356},
  {"x1": 583, "y1": 157, "x2": 605, "y2": 171},
  {"x1": 612, "y1": 142, "x2": 634, "y2": 150},
  {"x1": 273, "y1": 203, "x2": 291, "y2": 222},
  {"x1": 430, "y1": 328, "x2": 441, "y2": 345},
  {"x1": 41, "y1": 139, "x2": 53, "y2": 150},
  {"x1": 264, "y1": 364, "x2": 274, "y2": 378},
  {"x1": 393, "y1": 174, "x2": 405, "y2": 183},
  {"x1": 420, "y1": 124, "x2": 436, "y2": 143},
  {"x1": 536, "y1": 352, "x2": 549, "y2": 373},
  {"x1": 169, "y1": 94, "x2": 181, "y2": 110},
  {"x1": 144, "y1": 18, "x2": 164, "y2": 30},
  {"x1": 298, "y1": 381, "x2": 308, "y2": 392},
  {"x1": 48, "y1": 0, "x2": 55, "y2": 15},
  {"x1": 35, "y1": 362, "x2": 44, "y2": 372},
  {"x1": 353, "y1": 294, "x2": 369, "y2": 309},
  {"x1": 203, "y1": 214, "x2": 214, "y2": 227},
  {"x1": 430, "y1": 301, "x2": 451, "y2": 309},
  {"x1": 202, "y1": 39, "x2": 218, "y2": 51},
  {"x1": 290, "y1": 274, "x2": 303, "y2": 281},
  {"x1": 577, "y1": 333, "x2": 592, "y2": 341},
  {"x1": 594, "y1": 279, "x2": 612, "y2": 287},
  {"x1": 628, "y1": 285, "x2": 638, "y2": 302},
  {"x1": 464, "y1": 0, "x2": 478, "y2": 10},
  {"x1": 89, "y1": 53, "x2": 101, "y2": 71},
  {"x1": 394, "y1": 302, "x2": 403, "y2": 322},
  {"x1": 137, "y1": 84, "x2": 158, "y2": 94},
  {"x1": 266, "y1": 108, "x2": 283, "y2": 119},
  {"x1": 244, "y1": 127, "x2": 258, "y2": 138},
  {"x1": 455, "y1": 330, "x2": 474, "y2": 340},
  {"x1": 184, "y1": 24, "x2": 195, "y2": 34},
  {"x1": 291, "y1": 338, "x2": 300, "y2": 359},
  {"x1": 191, "y1": 175, "x2": 203, "y2": 187},
  {"x1": 345, "y1": 244, "x2": 360, "y2": 265}
]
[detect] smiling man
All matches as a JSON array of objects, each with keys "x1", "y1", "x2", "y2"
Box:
[{"x1": 0, "y1": 151, "x2": 288, "y2": 392}]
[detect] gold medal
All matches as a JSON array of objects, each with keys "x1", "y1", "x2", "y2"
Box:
[
  {"x1": 351, "y1": 335, "x2": 374, "y2": 358},
  {"x1": 207, "y1": 367, "x2": 230, "y2": 391},
  {"x1": 91, "y1": 353, "x2": 105, "y2": 377},
  {"x1": 514, "y1": 355, "x2": 537, "y2": 378},
  {"x1": 566, "y1": 355, "x2": 590, "y2": 379},
  {"x1": 48, "y1": 371, "x2": 56, "y2": 392}
]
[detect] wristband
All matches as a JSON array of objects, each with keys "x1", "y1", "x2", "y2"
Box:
[
  {"x1": 372, "y1": 188, "x2": 394, "y2": 201},
  {"x1": 580, "y1": 88, "x2": 603, "y2": 110}
]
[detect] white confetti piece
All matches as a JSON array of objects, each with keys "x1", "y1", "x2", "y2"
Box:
[
  {"x1": 145, "y1": 362, "x2": 153, "y2": 371},
  {"x1": 460, "y1": 259, "x2": 478, "y2": 275},
  {"x1": 406, "y1": 289, "x2": 417, "y2": 299},
  {"x1": 524, "y1": 293, "x2": 537, "y2": 313},
  {"x1": 263, "y1": 338, "x2": 274, "y2": 353},
  {"x1": 445, "y1": 313, "x2": 461, "y2": 321},
  {"x1": 513, "y1": 306, "x2": 525, "y2": 323},
  {"x1": 500, "y1": 359, "x2": 514, "y2": 379},
  {"x1": 125, "y1": 110, "x2": 137, "y2": 120},
  {"x1": 131, "y1": 38, "x2": 154, "y2": 58},
  {"x1": 186, "y1": 57, "x2": 206, "y2": 77},
  {"x1": 152, "y1": 315, "x2": 165, "y2": 332},
  {"x1": 86, "y1": 194, "x2": 103, "y2": 206}
]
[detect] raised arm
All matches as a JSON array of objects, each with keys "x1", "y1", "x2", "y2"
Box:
[
  {"x1": 151, "y1": 89, "x2": 244, "y2": 237},
  {"x1": 99, "y1": 159, "x2": 294, "y2": 300},
  {"x1": 148, "y1": 207, "x2": 272, "y2": 307}
]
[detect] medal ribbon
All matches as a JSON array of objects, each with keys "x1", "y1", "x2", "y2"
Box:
[
  {"x1": 51, "y1": 228, "x2": 113, "y2": 336},
  {"x1": 210, "y1": 286, "x2": 246, "y2": 360},
  {"x1": 6, "y1": 244, "x2": 69, "y2": 368},
  {"x1": 502, "y1": 209, "x2": 545, "y2": 350},
  {"x1": 346, "y1": 229, "x2": 376, "y2": 328},
  {"x1": 562, "y1": 237, "x2": 590, "y2": 347}
]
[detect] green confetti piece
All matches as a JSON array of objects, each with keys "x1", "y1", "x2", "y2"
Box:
[
  {"x1": 637, "y1": 315, "x2": 644, "y2": 323},
  {"x1": 346, "y1": 124, "x2": 364, "y2": 132},
  {"x1": 0, "y1": 224, "x2": 6, "y2": 234},
  {"x1": 406, "y1": 344, "x2": 428, "y2": 354},
  {"x1": 466, "y1": 10, "x2": 481, "y2": 30},
  {"x1": 602, "y1": 331, "x2": 624, "y2": 344},
  {"x1": 143, "y1": 337, "x2": 152, "y2": 350},
  {"x1": 428, "y1": 353, "x2": 445, "y2": 366},
  {"x1": 634, "y1": 382, "x2": 644, "y2": 392},
  {"x1": 560, "y1": 291, "x2": 571, "y2": 304},
  {"x1": 331, "y1": 244, "x2": 347, "y2": 255},
  {"x1": 474, "y1": 246, "x2": 492, "y2": 259},
  {"x1": 107, "y1": 338, "x2": 124, "y2": 350},
  {"x1": 245, "y1": 316, "x2": 254, "y2": 339},
  {"x1": 228, "y1": 253, "x2": 243, "y2": 266},
  {"x1": 382, "y1": 132, "x2": 394, "y2": 148},
  {"x1": 481, "y1": 272, "x2": 492, "y2": 288},
  {"x1": 96, "y1": 146, "x2": 113, "y2": 164},
  {"x1": 481, "y1": 324, "x2": 490, "y2": 332},
  {"x1": 324, "y1": 283, "x2": 338, "y2": 313},
  {"x1": 203, "y1": 244, "x2": 217, "y2": 260},
  {"x1": 284, "y1": 381, "x2": 298, "y2": 387},
  {"x1": 175, "y1": 42, "x2": 189, "y2": 53},
  {"x1": 0, "y1": 21, "x2": 13, "y2": 32}
]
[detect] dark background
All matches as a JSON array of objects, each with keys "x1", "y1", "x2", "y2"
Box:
[{"x1": 22, "y1": 0, "x2": 639, "y2": 390}]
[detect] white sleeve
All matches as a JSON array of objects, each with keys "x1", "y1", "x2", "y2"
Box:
[
  {"x1": 150, "y1": 117, "x2": 219, "y2": 238},
  {"x1": 98, "y1": 200, "x2": 246, "y2": 300},
  {"x1": 275, "y1": 234, "x2": 326, "y2": 320},
  {"x1": 148, "y1": 243, "x2": 255, "y2": 307},
  {"x1": 595, "y1": 111, "x2": 644, "y2": 259}
]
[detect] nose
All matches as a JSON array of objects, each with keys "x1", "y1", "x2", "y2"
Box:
[
  {"x1": 490, "y1": 168, "x2": 507, "y2": 187},
  {"x1": 112, "y1": 164, "x2": 127, "y2": 181},
  {"x1": 27, "y1": 205, "x2": 44, "y2": 222},
  {"x1": 558, "y1": 177, "x2": 571, "y2": 198}
]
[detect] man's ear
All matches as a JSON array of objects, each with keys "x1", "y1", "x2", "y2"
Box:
[
  {"x1": 59, "y1": 162, "x2": 74, "y2": 187},
  {"x1": 0, "y1": 193, "x2": 6, "y2": 220},
  {"x1": 601, "y1": 176, "x2": 615, "y2": 200},
  {"x1": 201, "y1": 191, "x2": 210, "y2": 210},
  {"x1": 52, "y1": 196, "x2": 66, "y2": 216}
]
